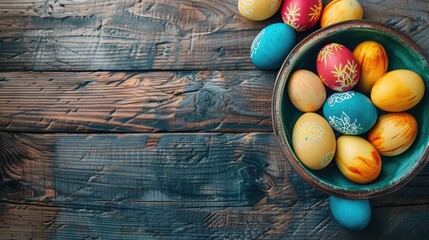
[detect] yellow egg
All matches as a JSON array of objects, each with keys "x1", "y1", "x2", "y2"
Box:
[
  {"x1": 335, "y1": 135, "x2": 382, "y2": 184},
  {"x1": 292, "y1": 113, "x2": 336, "y2": 170},
  {"x1": 353, "y1": 41, "x2": 388, "y2": 93},
  {"x1": 371, "y1": 69, "x2": 425, "y2": 112},
  {"x1": 287, "y1": 69, "x2": 327, "y2": 112},
  {"x1": 368, "y1": 113, "x2": 418, "y2": 156},
  {"x1": 320, "y1": 0, "x2": 363, "y2": 28},
  {"x1": 238, "y1": 0, "x2": 282, "y2": 21}
]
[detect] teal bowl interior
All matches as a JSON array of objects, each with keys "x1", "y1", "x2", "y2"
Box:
[{"x1": 272, "y1": 20, "x2": 429, "y2": 199}]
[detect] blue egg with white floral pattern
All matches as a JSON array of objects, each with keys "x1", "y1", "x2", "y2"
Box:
[
  {"x1": 250, "y1": 23, "x2": 296, "y2": 70},
  {"x1": 323, "y1": 91, "x2": 377, "y2": 135}
]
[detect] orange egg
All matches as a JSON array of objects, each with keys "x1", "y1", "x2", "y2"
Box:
[
  {"x1": 287, "y1": 69, "x2": 326, "y2": 112},
  {"x1": 335, "y1": 135, "x2": 382, "y2": 184},
  {"x1": 371, "y1": 69, "x2": 425, "y2": 112},
  {"x1": 353, "y1": 41, "x2": 389, "y2": 93},
  {"x1": 368, "y1": 113, "x2": 418, "y2": 156},
  {"x1": 320, "y1": 0, "x2": 363, "y2": 28},
  {"x1": 238, "y1": 0, "x2": 282, "y2": 21}
]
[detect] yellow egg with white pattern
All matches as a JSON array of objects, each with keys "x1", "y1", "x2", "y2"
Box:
[
  {"x1": 238, "y1": 0, "x2": 282, "y2": 21},
  {"x1": 292, "y1": 113, "x2": 336, "y2": 170}
]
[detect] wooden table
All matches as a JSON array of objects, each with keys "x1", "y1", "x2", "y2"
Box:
[{"x1": 0, "y1": 0, "x2": 428, "y2": 239}]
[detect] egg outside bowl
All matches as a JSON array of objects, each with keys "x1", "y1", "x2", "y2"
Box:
[{"x1": 272, "y1": 20, "x2": 429, "y2": 199}]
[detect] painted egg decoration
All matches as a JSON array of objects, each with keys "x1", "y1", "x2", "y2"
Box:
[
  {"x1": 251, "y1": 23, "x2": 296, "y2": 70},
  {"x1": 320, "y1": 0, "x2": 363, "y2": 28},
  {"x1": 368, "y1": 113, "x2": 418, "y2": 156},
  {"x1": 353, "y1": 41, "x2": 389, "y2": 93},
  {"x1": 287, "y1": 69, "x2": 326, "y2": 112},
  {"x1": 292, "y1": 113, "x2": 336, "y2": 170},
  {"x1": 330, "y1": 196, "x2": 371, "y2": 231},
  {"x1": 238, "y1": 0, "x2": 282, "y2": 21},
  {"x1": 323, "y1": 91, "x2": 377, "y2": 135},
  {"x1": 281, "y1": 0, "x2": 323, "y2": 31},
  {"x1": 316, "y1": 43, "x2": 360, "y2": 91},
  {"x1": 371, "y1": 69, "x2": 425, "y2": 112},
  {"x1": 335, "y1": 135, "x2": 382, "y2": 184}
]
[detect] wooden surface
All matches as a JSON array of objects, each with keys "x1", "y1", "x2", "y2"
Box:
[{"x1": 0, "y1": 0, "x2": 428, "y2": 239}]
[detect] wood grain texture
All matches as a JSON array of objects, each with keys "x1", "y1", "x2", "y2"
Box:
[
  {"x1": 0, "y1": 71, "x2": 274, "y2": 133},
  {"x1": 1, "y1": 132, "x2": 428, "y2": 206},
  {"x1": 0, "y1": 132, "x2": 429, "y2": 239},
  {"x1": 0, "y1": 0, "x2": 427, "y2": 71},
  {"x1": 0, "y1": 0, "x2": 271, "y2": 71},
  {"x1": 1, "y1": 201, "x2": 428, "y2": 239}
]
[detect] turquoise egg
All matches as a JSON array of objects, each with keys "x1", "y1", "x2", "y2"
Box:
[
  {"x1": 323, "y1": 91, "x2": 377, "y2": 135},
  {"x1": 250, "y1": 23, "x2": 296, "y2": 70},
  {"x1": 330, "y1": 195, "x2": 371, "y2": 230}
]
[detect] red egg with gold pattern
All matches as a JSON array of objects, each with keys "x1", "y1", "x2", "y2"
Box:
[
  {"x1": 316, "y1": 43, "x2": 360, "y2": 91},
  {"x1": 281, "y1": 0, "x2": 323, "y2": 31}
]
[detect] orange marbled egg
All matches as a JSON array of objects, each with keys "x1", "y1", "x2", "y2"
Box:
[
  {"x1": 368, "y1": 113, "x2": 418, "y2": 156},
  {"x1": 353, "y1": 41, "x2": 389, "y2": 93},
  {"x1": 320, "y1": 0, "x2": 363, "y2": 28},
  {"x1": 335, "y1": 135, "x2": 382, "y2": 184}
]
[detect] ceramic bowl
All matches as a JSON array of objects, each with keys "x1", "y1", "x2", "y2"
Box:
[{"x1": 272, "y1": 20, "x2": 429, "y2": 199}]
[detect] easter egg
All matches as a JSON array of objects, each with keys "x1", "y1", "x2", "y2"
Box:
[
  {"x1": 287, "y1": 69, "x2": 326, "y2": 112},
  {"x1": 371, "y1": 69, "x2": 425, "y2": 112},
  {"x1": 251, "y1": 23, "x2": 296, "y2": 70},
  {"x1": 368, "y1": 113, "x2": 418, "y2": 156},
  {"x1": 335, "y1": 135, "x2": 382, "y2": 184},
  {"x1": 323, "y1": 91, "x2": 377, "y2": 135},
  {"x1": 330, "y1": 196, "x2": 371, "y2": 230},
  {"x1": 238, "y1": 0, "x2": 282, "y2": 21},
  {"x1": 281, "y1": 0, "x2": 323, "y2": 31},
  {"x1": 316, "y1": 43, "x2": 360, "y2": 91},
  {"x1": 320, "y1": 0, "x2": 363, "y2": 28},
  {"x1": 353, "y1": 41, "x2": 389, "y2": 93},
  {"x1": 292, "y1": 113, "x2": 336, "y2": 170}
]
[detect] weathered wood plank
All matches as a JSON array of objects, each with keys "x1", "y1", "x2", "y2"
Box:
[
  {"x1": 0, "y1": 0, "x2": 427, "y2": 71},
  {"x1": 0, "y1": 71, "x2": 274, "y2": 132},
  {"x1": 1, "y1": 132, "x2": 428, "y2": 206},
  {"x1": 0, "y1": 0, "x2": 272, "y2": 71},
  {"x1": 0, "y1": 200, "x2": 428, "y2": 239},
  {"x1": 0, "y1": 132, "x2": 294, "y2": 206}
]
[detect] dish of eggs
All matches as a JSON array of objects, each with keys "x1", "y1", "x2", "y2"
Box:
[{"x1": 288, "y1": 39, "x2": 424, "y2": 185}]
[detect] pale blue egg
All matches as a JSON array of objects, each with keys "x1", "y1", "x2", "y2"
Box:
[
  {"x1": 330, "y1": 195, "x2": 371, "y2": 230},
  {"x1": 323, "y1": 91, "x2": 377, "y2": 135},
  {"x1": 250, "y1": 23, "x2": 296, "y2": 70}
]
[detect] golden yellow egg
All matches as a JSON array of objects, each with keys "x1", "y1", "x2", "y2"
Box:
[
  {"x1": 292, "y1": 113, "x2": 336, "y2": 170},
  {"x1": 238, "y1": 0, "x2": 282, "y2": 21},
  {"x1": 353, "y1": 41, "x2": 389, "y2": 93},
  {"x1": 368, "y1": 113, "x2": 418, "y2": 156},
  {"x1": 320, "y1": 0, "x2": 363, "y2": 28},
  {"x1": 335, "y1": 135, "x2": 382, "y2": 184},
  {"x1": 371, "y1": 69, "x2": 425, "y2": 112}
]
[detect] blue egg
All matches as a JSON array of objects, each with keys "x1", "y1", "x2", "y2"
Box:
[
  {"x1": 250, "y1": 23, "x2": 296, "y2": 70},
  {"x1": 323, "y1": 91, "x2": 377, "y2": 135},
  {"x1": 330, "y1": 195, "x2": 371, "y2": 230}
]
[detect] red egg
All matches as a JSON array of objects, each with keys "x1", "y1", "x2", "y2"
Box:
[
  {"x1": 316, "y1": 43, "x2": 360, "y2": 91},
  {"x1": 281, "y1": 0, "x2": 323, "y2": 31}
]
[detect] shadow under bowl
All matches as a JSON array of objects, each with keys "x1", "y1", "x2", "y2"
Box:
[{"x1": 272, "y1": 20, "x2": 429, "y2": 199}]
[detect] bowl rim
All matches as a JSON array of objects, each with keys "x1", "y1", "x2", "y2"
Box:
[{"x1": 272, "y1": 19, "x2": 429, "y2": 199}]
